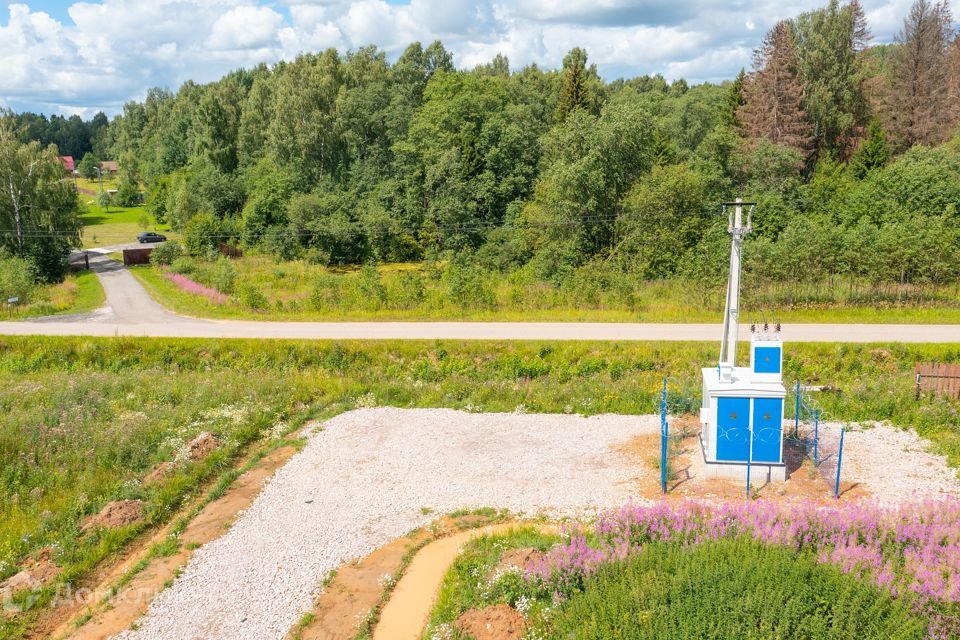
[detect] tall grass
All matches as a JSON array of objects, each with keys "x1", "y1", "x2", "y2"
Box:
[{"x1": 131, "y1": 255, "x2": 960, "y2": 323}]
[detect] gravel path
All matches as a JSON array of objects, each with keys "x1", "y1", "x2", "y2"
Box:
[
  {"x1": 116, "y1": 408, "x2": 657, "y2": 640},
  {"x1": 819, "y1": 420, "x2": 960, "y2": 504}
]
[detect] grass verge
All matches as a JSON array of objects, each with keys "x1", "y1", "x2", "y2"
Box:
[
  {"x1": 131, "y1": 255, "x2": 960, "y2": 323},
  {"x1": 4, "y1": 270, "x2": 105, "y2": 319}
]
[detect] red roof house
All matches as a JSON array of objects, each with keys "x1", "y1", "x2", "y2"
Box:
[{"x1": 59, "y1": 156, "x2": 75, "y2": 174}]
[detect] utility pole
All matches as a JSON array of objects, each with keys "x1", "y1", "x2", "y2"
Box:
[{"x1": 718, "y1": 197, "x2": 755, "y2": 381}]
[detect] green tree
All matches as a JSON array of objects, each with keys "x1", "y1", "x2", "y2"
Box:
[
  {"x1": 0, "y1": 117, "x2": 80, "y2": 282},
  {"x1": 555, "y1": 48, "x2": 596, "y2": 122},
  {"x1": 849, "y1": 119, "x2": 890, "y2": 178},
  {"x1": 78, "y1": 152, "x2": 98, "y2": 180},
  {"x1": 183, "y1": 212, "x2": 221, "y2": 256},
  {"x1": 791, "y1": 0, "x2": 872, "y2": 158}
]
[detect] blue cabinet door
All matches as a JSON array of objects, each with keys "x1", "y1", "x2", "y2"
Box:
[
  {"x1": 716, "y1": 397, "x2": 750, "y2": 461},
  {"x1": 752, "y1": 398, "x2": 783, "y2": 463},
  {"x1": 754, "y1": 347, "x2": 781, "y2": 374}
]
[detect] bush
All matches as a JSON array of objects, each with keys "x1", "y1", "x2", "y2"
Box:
[
  {"x1": 183, "y1": 212, "x2": 221, "y2": 257},
  {"x1": 169, "y1": 256, "x2": 197, "y2": 276},
  {"x1": 238, "y1": 283, "x2": 268, "y2": 310},
  {"x1": 308, "y1": 273, "x2": 341, "y2": 312},
  {"x1": 549, "y1": 539, "x2": 926, "y2": 640},
  {"x1": 149, "y1": 241, "x2": 184, "y2": 266},
  {"x1": 0, "y1": 254, "x2": 36, "y2": 302},
  {"x1": 210, "y1": 257, "x2": 237, "y2": 294}
]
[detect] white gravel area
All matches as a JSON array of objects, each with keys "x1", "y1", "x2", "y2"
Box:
[
  {"x1": 819, "y1": 420, "x2": 960, "y2": 504},
  {"x1": 115, "y1": 408, "x2": 657, "y2": 640}
]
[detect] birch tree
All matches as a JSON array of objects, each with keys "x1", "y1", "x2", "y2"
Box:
[{"x1": 0, "y1": 116, "x2": 80, "y2": 281}]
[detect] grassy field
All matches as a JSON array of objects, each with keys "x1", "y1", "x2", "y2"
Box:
[
  {"x1": 0, "y1": 337, "x2": 958, "y2": 637},
  {"x1": 4, "y1": 271, "x2": 104, "y2": 319},
  {"x1": 78, "y1": 200, "x2": 175, "y2": 249},
  {"x1": 130, "y1": 253, "x2": 960, "y2": 323}
]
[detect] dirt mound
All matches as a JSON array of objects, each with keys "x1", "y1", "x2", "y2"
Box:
[
  {"x1": 143, "y1": 462, "x2": 173, "y2": 486},
  {"x1": 495, "y1": 548, "x2": 544, "y2": 574},
  {"x1": 187, "y1": 432, "x2": 218, "y2": 461},
  {"x1": 0, "y1": 548, "x2": 60, "y2": 598},
  {"x1": 455, "y1": 604, "x2": 527, "y2": 640},
  {"x1": 82, "y1": 500, "x2": 145, "y2": 531}
]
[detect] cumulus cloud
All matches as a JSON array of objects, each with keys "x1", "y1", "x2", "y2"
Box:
[{"x1": 0, "y1": 0, "x2": 913, "y2": 115}]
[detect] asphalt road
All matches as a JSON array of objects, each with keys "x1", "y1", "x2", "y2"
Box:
[{"x1": 1, "y1": 256, "x2": 958, "y2": 342}]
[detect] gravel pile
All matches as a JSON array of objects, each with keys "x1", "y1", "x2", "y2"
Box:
[
  {"x1": 116, "y1": 408, "x2": 657, "y2": 640},
  {"x1": 821, "y1": 420, "x2": 960, "y2": 504}
]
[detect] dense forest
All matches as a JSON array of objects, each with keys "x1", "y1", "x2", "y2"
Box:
[{"x1": 9, "y1": 0, "x2": 960, "y2": 292}]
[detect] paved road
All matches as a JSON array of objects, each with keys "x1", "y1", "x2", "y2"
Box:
[{"x1": 2, "y1": 257, "x2": 958, "y2": 342}]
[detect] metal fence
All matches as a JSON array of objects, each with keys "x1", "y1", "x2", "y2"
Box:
[
  {"x1": 657, "y1": 377, "x2": 699, "y2": 494},
  {"x1": 788, "y1": 380, "x2": 846, "y2": 498}
]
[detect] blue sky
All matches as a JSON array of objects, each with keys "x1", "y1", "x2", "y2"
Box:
[{"x1": 1, "y1": 0, "x2": 915, "y2": 116}]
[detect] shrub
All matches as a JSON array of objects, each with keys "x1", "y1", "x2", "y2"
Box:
[
  {"x1": 238, "y1": 283, "x2": 268, "y2": 310},
  {"x1": 445, "y1": 255, "x2": 495, "y2": 309},
  {"x1": 210, "y1": 257, "x2": 237, "y2": 294},
  {"x1": 149, "y1": 240, "x2": 183, "y2": 266},
  {"x1": 169, "y1": 256, "x2": 196, "y2": 276},
  {"x1": 0, "y1": 254, "x2": 36, "y2": 302},
  {"x1": 308, "y1": 273, "x2": 341, "y2": 312},
  {"x1": 183, "y1": 212, "x2": 221, "y2": 257}
]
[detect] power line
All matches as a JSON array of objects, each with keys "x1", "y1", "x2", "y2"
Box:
[{"x1": 0, "y1": 206, "x2": 726, "y2": 241}]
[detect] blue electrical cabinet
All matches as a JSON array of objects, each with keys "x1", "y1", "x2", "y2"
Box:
[
  {"x1": 752, "y1": 397, "x2": 783, "y2": 462},
  {"x1": 716, "y1": 397, "x2": 750, "y2": 461}
]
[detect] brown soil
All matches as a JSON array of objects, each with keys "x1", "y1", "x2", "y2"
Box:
[
  {"x1": 1, "y1": 548, "x2": 61, "y2": 600},
  {"x1": 493, "y1": 548, "x2": 544, "y2": 575},
  {"x1": 615, "y1": 424, "x2": 872, "y2": 504},
  {"x1": 143, "y1": 462, "x2": 173, "y2": 486},
  {"x1": 56, "y1": 444, "x2": 298, "y2": 640},
  {"x1": 291, "y1": 514, "x2": 506, "y2": 640},
  {"x1": 81, "y1": 500, "x2": 144, "y2": 532},
  {"x1": 18, "y1": 431, "x2": 308, "y2": 640},
  {"x1": 187, "y1": 432, "x2": 218, "y2": 461},
  {"x1": 455, "y1": 604, "x2": 527, "y2": 640}
]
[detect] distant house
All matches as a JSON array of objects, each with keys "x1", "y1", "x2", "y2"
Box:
[
  {"x1": 99, "y1": 160, "x2": 119, "y2": 175},
  {"x1": 59, "y1": 156, "x2": 75, "y2": 175}
]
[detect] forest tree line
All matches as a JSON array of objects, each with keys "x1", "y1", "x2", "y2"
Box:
[{"x1": 6, "y1": 0, "x2": 960, "y2": 289}]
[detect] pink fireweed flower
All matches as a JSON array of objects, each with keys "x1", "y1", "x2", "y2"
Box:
[
  {"x1": 162, "y1": 270, "x2": 229, "y2": 304},
  {"x1": 528, "y1": 498, "x2": 960, "y2": 638}
]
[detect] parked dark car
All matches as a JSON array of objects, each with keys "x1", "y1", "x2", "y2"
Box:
[{"x1": 138, "y1": 232, "x2": 167, "y2": 244}]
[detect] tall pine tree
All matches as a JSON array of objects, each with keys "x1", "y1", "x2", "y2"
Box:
[
  {"x1": 885, "y1": 0, "x2": 955, "y2": 149},
  {"x1": 849, "y1": 119, "x2": 890, "y2": 178},
  {"x1": 555, "y1": 48, "x2": 594, "y2": 122},
  {"x1": 738, "y1": 21, "x2": 814, "y2": 155}
]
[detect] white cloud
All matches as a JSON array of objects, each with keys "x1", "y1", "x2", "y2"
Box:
[
  {"x1": 209, "y1": 5, "x2": 283, "y2": 49},
  {"x1": 0, "y1": 0, "x2": 917, "y2": 115}
]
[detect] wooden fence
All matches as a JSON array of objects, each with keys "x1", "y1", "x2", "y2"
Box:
[
  {"x1": 916, "y1": 363, "x2": 960, "y2": 400},
  {"x1": 122, "y1": 247, "x2": 153, "y2": 265}
]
